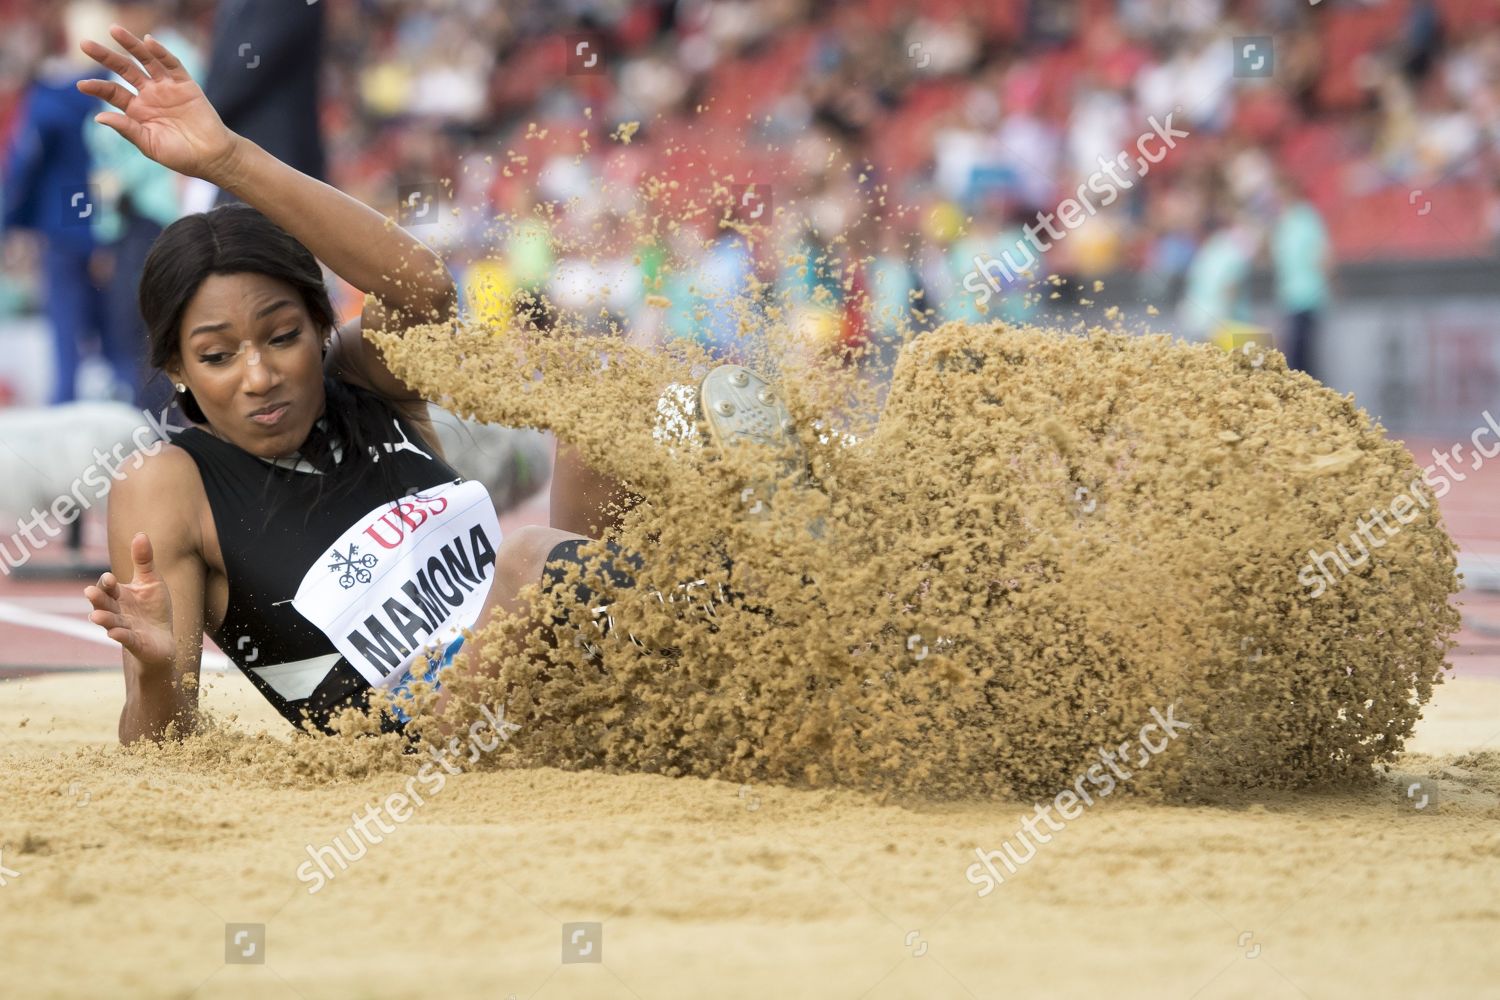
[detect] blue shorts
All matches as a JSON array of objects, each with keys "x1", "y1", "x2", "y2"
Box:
[{"x1": 388, "y1": 634, "x2": 465, "y2": 725}]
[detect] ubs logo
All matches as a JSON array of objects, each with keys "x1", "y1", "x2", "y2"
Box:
[
  {"x1": 362, "y1": 493, "x2": 450, "y2": 549},
  {"x1": 327, "y1": 544, "x2": 378, "y2": 589}
]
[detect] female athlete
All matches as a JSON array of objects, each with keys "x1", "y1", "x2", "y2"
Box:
[{"x1": 77, "y1": 25, "x2": 796, "y2": 742}]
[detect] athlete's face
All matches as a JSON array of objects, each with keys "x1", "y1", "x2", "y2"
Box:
[{"x1": 169, "y1": 272, "x2": 327, "y2": 459}]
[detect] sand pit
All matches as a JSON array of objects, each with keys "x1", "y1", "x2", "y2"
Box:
[
  {"x1": 2, "y1": 667, "x2": 1498, "y2": 998},
  {"x1": 6, "y1": 316, "x2": 1491, "y2": 997}
]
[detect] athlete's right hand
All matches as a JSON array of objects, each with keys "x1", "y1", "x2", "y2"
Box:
[
  {"x1": 75, "y1": 25, "x2": 242, "y2": 185},
  {"x1": 85, "y1": 532, "x2": 177, "y2": 670}
]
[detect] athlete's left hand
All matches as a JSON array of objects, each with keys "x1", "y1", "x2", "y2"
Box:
[{"x1": 84, "y1": 532, "x2": 179, "y2": 671}]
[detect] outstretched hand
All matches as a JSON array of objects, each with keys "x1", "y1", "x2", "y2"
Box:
[
  {"x1": 84, "y1": 531, "x2": 178, "y2": 670},
  {"x1": 76, "y1": 24, "x2": 241, "y2": 184}
]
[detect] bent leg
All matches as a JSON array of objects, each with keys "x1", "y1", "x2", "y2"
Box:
[
  {"x1": 482, "y1": 524, "x2": 589, "y2": 623},
  {"x1": 430, "y1": 524, "x2": 588, "y2": 718},
  {"x1": 550, "y1": 440, "x2": 635, "y2": 537}
]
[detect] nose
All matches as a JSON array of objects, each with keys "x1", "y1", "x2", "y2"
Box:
[{"x1": 240, "y1": 343, "x2": 279, "y2": 394}]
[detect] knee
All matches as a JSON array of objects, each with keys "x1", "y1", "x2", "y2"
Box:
[{"x1": 496, "y1": 525, "x2": 583, "y2": 584}]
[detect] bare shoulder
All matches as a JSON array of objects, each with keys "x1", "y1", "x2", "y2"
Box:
[
  {"x1": 108, "y1": 440, "x2": 210, "y2": 558},
  {"x1": 111, "y1": 440, "x2": 204, "y2": 497}
]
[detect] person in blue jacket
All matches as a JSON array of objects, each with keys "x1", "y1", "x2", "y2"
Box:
[{"x1": 1, "y1": 24, "x2": 109, "y2": 404}]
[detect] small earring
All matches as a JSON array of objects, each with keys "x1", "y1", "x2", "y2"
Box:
[{"x1": 174, "y1": 382, "x2": 187, "y2": 393}]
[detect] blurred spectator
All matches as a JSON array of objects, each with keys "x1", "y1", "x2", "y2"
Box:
[
  {"x1": 994, "y1": 63, "x2": 1063, "y2": 210},
  {"x1": 866, "y1": 216, "x2": 921, "y2": 340},
  {"x1": 949, "y1": 196, "x2": 1039, "y2": 326},
  {"x1": 1138, "y1": 180, "x2": 1203, "y2": 303},
  {"x1": 664, "y1": 213, "x2": 758, "y2": 361},
  {"x1": 201, "y1": 0, "x2": 325, "y2": 207},
  {"x1": 1400, "y1": 0, "x2": 1445, "y2": 83},
  {"x1": 83, "y1": 0, "x2": 201, "y2": 409},
  {"x1": 1178, "y1": 212, "x2": 1257, "y2": 342},
  {"x1": 1271, "y1": 172, "x2": 1331, "y2": 377},
  {"x1": 505, "y1": 195, "x2": 555, "y2": 330},
  {"x1": 0, "y1": 0, "x2": 110, "y2": 405},
  {"x1": 0, "y1": 226, "x2": 34, "y2": 319},
  {"x1": 1066, "y1": 72, "x2": 1132, "y2": 180}
]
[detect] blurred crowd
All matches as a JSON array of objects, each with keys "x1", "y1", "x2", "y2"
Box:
[{"x1": 2, "y1": 0, "x2": 1499, "y2": 407}]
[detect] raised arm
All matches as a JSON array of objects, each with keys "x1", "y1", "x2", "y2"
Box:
[{"x1": 76, "y1": 25, "x2": 456, "y2": 382}]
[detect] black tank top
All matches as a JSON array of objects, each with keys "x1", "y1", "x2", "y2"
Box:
[{"x1": 170, "y1": 409, "x2": 501, "y2": 732}]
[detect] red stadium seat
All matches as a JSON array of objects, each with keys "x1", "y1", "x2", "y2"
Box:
[{"x1": 1328, "y1": 181, "x2": 1488, "y2": 259}]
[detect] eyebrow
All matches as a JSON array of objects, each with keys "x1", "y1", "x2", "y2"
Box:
[{"x1": 188, "y1": 299, "x2": 298, "y2": 338}]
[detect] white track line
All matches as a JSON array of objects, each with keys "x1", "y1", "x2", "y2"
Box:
[
  {"x1": 0, "y1": 599, "x2": 230, "y2": 672},
  {"x1": 1460, "y1": 555, "x2": 1500, "y2": 593},
  {"x1": 0, "y1": 595, "x2": 104, "y2": 612}
]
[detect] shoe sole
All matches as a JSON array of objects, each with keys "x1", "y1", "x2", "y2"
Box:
[
  {"x1": 695, "y1": 365, "x2": 804, "y2": 465},
  {"x1": 696, "y1": 365, "x2": 828, "y2": 540},
  {"x1": 694, "y1": 365, "x2": 816, "y2": 604}
]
